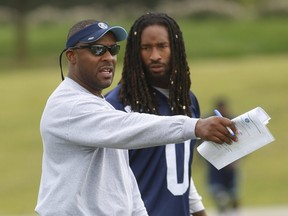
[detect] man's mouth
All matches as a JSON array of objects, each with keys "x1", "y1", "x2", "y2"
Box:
[
  {"x1": 149, "y1": 64, "x2": 164, "y2": 73},
  {"x1": 99, "y1": 66, "x2": 113, "y2": 74}
]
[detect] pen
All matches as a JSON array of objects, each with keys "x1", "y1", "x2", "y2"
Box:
[{"x1": 214, "y1": 109, "x2": 235, "y2": 137}]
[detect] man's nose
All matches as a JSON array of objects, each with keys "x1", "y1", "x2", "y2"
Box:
[
  {"x1": 101, "y1": 50, "x2": 116, "y2": 61},
  {"x1": 149, "y1": 48, "x2": 161, "y2": 61}
]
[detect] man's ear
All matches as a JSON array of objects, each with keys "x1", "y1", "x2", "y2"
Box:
[{"x1": 66, "y1": 50, "x2": 77, "y2": 64}]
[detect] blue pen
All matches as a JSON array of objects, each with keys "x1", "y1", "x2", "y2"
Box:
[{"x1": 214, "y1": 109, "x2": 235, "y2": 137}]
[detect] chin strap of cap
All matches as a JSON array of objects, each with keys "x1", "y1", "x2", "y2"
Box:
[{"x1": 59, "y1": 48, "x2": 67, "y2": 81}]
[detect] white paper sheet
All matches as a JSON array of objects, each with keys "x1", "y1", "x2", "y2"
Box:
[{"x1": 197, "y1": 107, "x2": 275, "y2": 169}]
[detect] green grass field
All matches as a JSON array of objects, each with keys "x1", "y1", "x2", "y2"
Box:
[
  {"x1": 0, "y1": 18, "x2": 288, "y2": 214},
  {"x1": 0, "y1": 54, "x2": 287, "y2": 214},
  {"x1": 189, "y1": 54, "x2": 288, "y2": 208}
]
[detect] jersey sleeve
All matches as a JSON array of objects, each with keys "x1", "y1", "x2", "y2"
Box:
[{"x1": 189, "y1": 177, "x2": 205, "y2": 213}]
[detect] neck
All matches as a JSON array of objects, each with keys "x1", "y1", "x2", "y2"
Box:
[{"x1": 68, "y1": 74, "x2": 103, "y2": 98}]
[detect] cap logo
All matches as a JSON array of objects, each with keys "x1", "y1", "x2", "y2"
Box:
[{"x1": 98, "y1": 22, "x2": 108, "y2": 29}]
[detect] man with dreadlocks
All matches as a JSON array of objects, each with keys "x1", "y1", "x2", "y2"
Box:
[{"x1": 106, "y1": 12, "x2": 210, "y2": 216}]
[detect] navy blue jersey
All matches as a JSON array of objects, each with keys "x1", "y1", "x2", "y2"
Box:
[{"x1": 106, "y1": 85, "x2": 200, "y2": 216}]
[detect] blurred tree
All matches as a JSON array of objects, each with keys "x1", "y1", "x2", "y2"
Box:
[
  {"x1": 0, "y1": 0, "x2": 161, "y2": 61},
  {"x1": 225, "y1": 0, "x2": 263, "y2": 7}
]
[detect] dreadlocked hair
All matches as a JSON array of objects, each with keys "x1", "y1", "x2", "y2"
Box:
[{"x1": 119, "y1": 12, "x2": 192, "y2": 117}]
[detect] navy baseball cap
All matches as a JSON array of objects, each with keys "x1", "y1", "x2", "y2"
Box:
[
  {"x1": 65, "y1": 21, "x2": 127, "y2": 48},
  {"x1": 59, "y1": 21, "x2": 127, "y2": 80}
]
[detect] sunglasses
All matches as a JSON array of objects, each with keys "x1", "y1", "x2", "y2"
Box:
[
  {"x1": 59, "y1": 44, "x2": 120, "y2": 81},
  {"x1": 71, "y1": 44, "x2": 120, "y2": 56}
]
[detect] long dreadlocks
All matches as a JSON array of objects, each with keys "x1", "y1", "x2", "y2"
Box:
[{"x1": 119, "y1": 12, "x2": 192, "y2": 117}]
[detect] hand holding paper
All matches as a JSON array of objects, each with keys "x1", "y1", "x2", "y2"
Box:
[{"x1": 197, "y1": 107, "x2": 275, "y2": 170}]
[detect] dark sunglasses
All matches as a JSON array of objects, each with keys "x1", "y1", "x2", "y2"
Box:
[
  {"x1": 59, "y1": 44, "x2": 120, "y2": 81},
  {"x1": 72, "y1": 44, "x2": 120, "y2": 56}
]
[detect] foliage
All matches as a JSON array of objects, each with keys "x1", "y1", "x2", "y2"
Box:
[
  {"x1": 1, "y1": 18, "x2": 288, "y2": 69},
  {"x1": 1, "y1": 0, "x2": 288, "y2": 62},
  {"x1": 0, "y1": 0, "x2": 160, "y2": 11}
]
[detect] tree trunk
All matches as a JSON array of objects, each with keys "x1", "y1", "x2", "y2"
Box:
[{"x1": 14, "y1": 0, "x2": 28, "y2": 62}]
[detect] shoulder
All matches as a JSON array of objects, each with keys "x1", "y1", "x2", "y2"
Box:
[
  {"x1": 189, "y1": 91, "x2": 198, "y2": 102},
  {"x1": 189, "y1": 91, "x2": 200, "y2": 118},
  {"x1": 105, "y1": 85, "x2": 125, "y2": 111},
  {"x1": 106, "y1": 84, "x2": 121, "y2": 96}
]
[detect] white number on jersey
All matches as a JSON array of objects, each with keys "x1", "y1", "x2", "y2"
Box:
[{"x1": 165, "y1": 140, "x2": 190, "y2": 195}]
